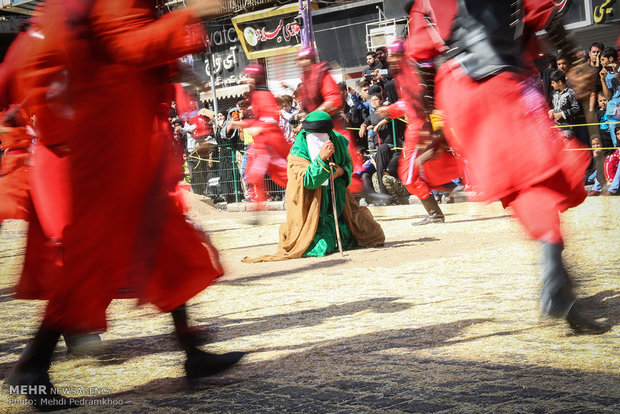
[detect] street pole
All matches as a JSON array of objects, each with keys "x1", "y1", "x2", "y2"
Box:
[{"x1": 298, "y1": 0, "x2": 314, "y2": 51}]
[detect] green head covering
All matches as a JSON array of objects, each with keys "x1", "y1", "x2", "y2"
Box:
[{"x1": 302, "y1": 110, "x2": 334, "y2": 133}]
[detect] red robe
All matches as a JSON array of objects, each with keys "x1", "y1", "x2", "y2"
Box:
[
  {"x1": 408, "y1": 0, "x2": 589, "y2": 243},
  {"x1": 242, "y1": 87, "x2": 290, "y2": 203},
  {"x1": 0, "y1": 30, "x2": 71, "y2": 299},
  {"x1": 300, "y1": 62, "x2": 363, "y2": 192},
  {"x1": 385, "y1": 59, "x2": 463, "y2": 200},
  {"x1": 20, "y1": 0, "x2": 223, "y2": 334},
  {"x1": 0, "y1": 123, "x2": 32, "y2": 222}
]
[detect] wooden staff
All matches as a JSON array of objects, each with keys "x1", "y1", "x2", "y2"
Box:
[{"x1": 328, "y1": 159, "x2": 344, "y2": 257}]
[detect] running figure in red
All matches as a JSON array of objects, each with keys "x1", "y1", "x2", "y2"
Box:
[
  {"x1": 226, "y1": 64, "x2": 291, "y2": 209},
  {"x1": 377, "y1": 39, "x2": 463, "y2": 225},
  {"x1": 406, "y1": 0, "x2": 609, "y2": 334},
  {"x1": 297, "y1": 47, "x2": 364, "y2": 193},
  {"x1": 4, "y1": 1, "x2": 244, "y2": 410}
]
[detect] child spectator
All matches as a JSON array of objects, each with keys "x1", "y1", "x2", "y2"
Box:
[
  {"x1": 549, "y1": 69, "x2": 590, "y2": 145},
  {"x1": 359, "y1": 93, "x2": 393, "y2": 151},
  {"x1": 599, "y1": 47, "x2": 620, "y2": 146},
  {"x1": 277, "y1": 95, "x2": 299, "y2": 144},
  {"x1": 596, "y1": 93, "x2": 614, "y2": 149},
  {"x1": 587, "y1": 136, "x2": 606, "y2": 196}
]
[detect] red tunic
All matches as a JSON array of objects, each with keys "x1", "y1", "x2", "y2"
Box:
[
  {"x1": 244, "y1": 88, "x2": 290, "y2": 191},
  {"x1": 24, "y1": 0, "x2": 223, "y2": 333},
  {"x1": 408, "y1": 0, "x2": 588, "y2": 209},
  {"x1": 386, "y1": 60, "x2": 463, "y2": 200},
  {"x1": 0, "y1": 124, "x2": 32, "y2": 222},
  {"x1": 300, "y1": 62, "x2": 364, "y2": 192}
]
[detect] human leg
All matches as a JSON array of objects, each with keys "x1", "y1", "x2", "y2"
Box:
[
  {"x1": 170, "y1": 304, "x2": 244, "y2": 384},
  {"x1": 4, "y1": 327, "x2": 77, "y2": 410},
  {"x1": 507, "y1": 181, "x2": 610, "y2": 334}
]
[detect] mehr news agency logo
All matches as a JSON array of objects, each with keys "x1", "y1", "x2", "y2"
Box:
[{"x1": 7, "y1": 385, "x2": 125, "y2": 407}]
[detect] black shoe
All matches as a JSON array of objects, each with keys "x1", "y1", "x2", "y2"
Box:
[
  {"x1": 184, "y1": 350, "x2": 245, "y2": 385},
  {"x1": 5, "y1": 370, "x2": 78, "y2": 411},
  {"x1": 412, "y1": 214, "x2": 445, "y2": 225},
  {"x1": 64, "y1": 333, "x2": 104, "y2": 357},
  {"x1": 565, "y1": 305, "x2": 611, "y2": 335}
]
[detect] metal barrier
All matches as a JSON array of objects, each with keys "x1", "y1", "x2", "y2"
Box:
[{"x1": 186, "y1": 143, "x2": 285, "y2": 203}]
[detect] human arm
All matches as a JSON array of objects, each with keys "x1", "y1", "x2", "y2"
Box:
[
  {"x1": 359, "y1": 122, "x2": 368, "y2": 138},
  {"x1": 316, "y1": 72, "x2": 343, "y2": 114},
  {"x1": 90, "y1": 0, "x2": 222, "y2": 70}
]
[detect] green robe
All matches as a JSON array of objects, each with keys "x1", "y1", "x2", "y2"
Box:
[{"x1": 290, "y1": 130, "x2": 357, "y2": 257}]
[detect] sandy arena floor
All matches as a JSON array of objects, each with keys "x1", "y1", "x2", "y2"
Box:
[{"x1": 0, "y1": 196, "x2": 618, "y2": 413}]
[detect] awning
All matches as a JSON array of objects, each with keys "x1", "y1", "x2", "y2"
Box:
[{"x1": 200, "y1": 84, "x2": 249, "y2": 102}]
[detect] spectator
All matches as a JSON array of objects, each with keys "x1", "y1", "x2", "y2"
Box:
[
  {"x1": 371, "y1": 144, "x2": 406, "y2": 200},
  {"x1": 214, "y1": 111, "x2": 243, "y2": 203},
  {"x1": 277, "y1": 94, "x2": 299, "y2": 144},
  {"x1": 587, "y1": 135, "x2": 606, "y2": 196},
  {"x1": 362, "y1": 51, "x2": 382, "y2": 79},
  {"x1": 359, "y1": 93, "x2": 393, "y2": 150},
  {"x1": 344, "y1": 82, "x2": 370, "y2": 130},
  {"x1": 583, "y1": 43, "x2": 605, "y2": 137},
  {"x1": 603, "y1": 147, "x2": 620, "y2": 196},
  {"x1": 549, "y1": 69, "x2": 590, "y2": 145},
  {"x1": 375, "y1": 46, "x2": 388, "y2": 69},
  {"x1": 599, "y1": 46, "x2": 620, "y2": 146},
  {"x1": 557, "y1": 54, "x2": 570, "y2": 73},
  {"x1": 222, "y1": 98, "x2": 249, "y2": 199},
  {"x1": 186, "y1": 108, "x2": 214, "y2": 196},
  {"x1": 596, "y1": 92, "x2": 614, "y2": 149},
  {"x1": 169, "y1": 100, "x2": 178, "y2": 123},
  {"x1": 540, "y1": 54, "x2": 557, "y2": 106},
  {"x1": 588, "y1": 42, "x2": 604, "y2": 68}
]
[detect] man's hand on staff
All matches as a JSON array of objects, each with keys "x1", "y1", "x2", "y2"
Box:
[
  {"x1": 319, "y1": 140, "x2": 335, "y2": 161},
  {"x1": 332, "y1": 165, "x2": 345, "y2": 178}
]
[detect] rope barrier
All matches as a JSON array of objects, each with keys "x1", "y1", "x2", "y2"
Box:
[
  {"x1": 563, "y1": 147, "x2": 619, "y2": 151},
  {"x1": 551, "y1": 121, "x2": 620, "y2": 128}
]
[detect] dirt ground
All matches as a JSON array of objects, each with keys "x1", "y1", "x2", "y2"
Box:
[{"x1": 0, "y1": 195, "x2": 619, "y2": 413}]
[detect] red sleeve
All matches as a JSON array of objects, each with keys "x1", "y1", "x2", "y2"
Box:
[
  {"x1": 320, "y1": 72, "x2": 343, "y2": 114},
  {"x1": 524, "y1": 0, "x2": 556, "y2": 32},
  {"x1": 90, "y1": 0, "x2": 205, "y2": 69},
  {"x1": 385, "y1": 101, "x2": 407, "y2": 119},
  {"x1": 405, "y1": 0, "x2": 457, "y2": 61}
]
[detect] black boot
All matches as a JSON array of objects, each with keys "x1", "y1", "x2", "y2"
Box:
[
  {"x1": 171, "y1": 305, "x2": 245, "y2": 384},
  {"x1": 4, "y1": 327, "x2": 77, "y2": 411},
  {"x1": 541, "y1": 243, "x2": 610, "y2": 335},
  {"x1": 413, "y1": 196, "x2": 445, "y2": 225},
  {"x1": 63, "y1": 333, "x2": 104, "y2": 357}
]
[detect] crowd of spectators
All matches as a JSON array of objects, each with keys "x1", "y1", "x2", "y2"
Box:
[{"x1": 169, "y1": 40, "x2": 619, "y2": 205}]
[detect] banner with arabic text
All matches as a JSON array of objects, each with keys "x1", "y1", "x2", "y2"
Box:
[{"x1": 232, "y1": 3, "x2": 318, "y2": 59}]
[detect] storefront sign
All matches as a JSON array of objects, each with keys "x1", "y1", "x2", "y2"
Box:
[
  {"x1": 203, "y1": 45, "x2": 250, "y2": 88},
  {"x1": 232, "y1": 3, "x2": 317, "y2": 59},
  {"x1": 593, "y1": 0, "x2": 618, "y2": 23}
]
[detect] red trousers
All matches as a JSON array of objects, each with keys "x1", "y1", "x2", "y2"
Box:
[
  {"x1": 244, "y1": 144, "x2": 288, "y2": 205},
  {"x1": 398, "y1": 118, "x2": 463, "y2": 200},
  {"x1": 436, "y1": 66, "x2": 589, "y2": 244}
]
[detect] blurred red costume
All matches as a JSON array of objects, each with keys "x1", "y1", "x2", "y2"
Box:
[
  {"x1": 242, "y1": 87, "x2": 290, "y2": 204},
  {"x1": 299, "y1": 61, "x2": 363, "y2": 192},
  {"x1": 408, "y1": 0, "x2": 589, "y2": 245},
  {"x1": 384, "y1": 60, "x2": 463, "y2": 200},
  {"x1": 16, "y1": 0, "x2": 223, "y2": 334},
  {"x1": 0, "y1": 121, "x2": 32, "y2": 222},
  {"x1": 0, "y1": 29, "x2": 72, "y2": 298}
]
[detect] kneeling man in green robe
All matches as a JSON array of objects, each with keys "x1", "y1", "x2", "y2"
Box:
[{"x1": 243, "y1": 111, "x2": 384, "y2": 262}]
